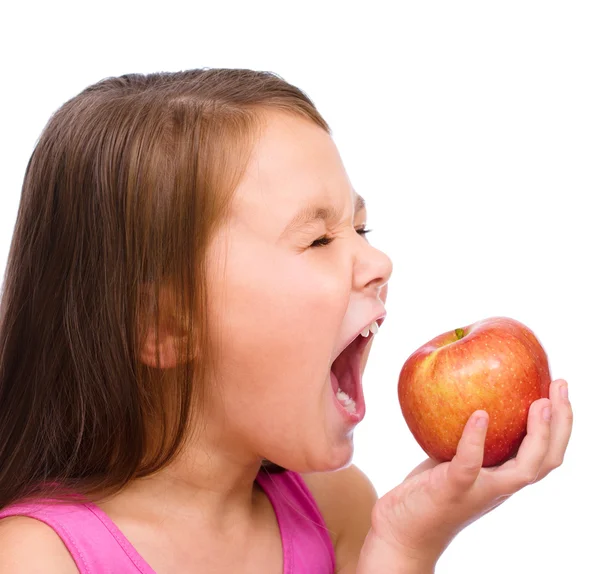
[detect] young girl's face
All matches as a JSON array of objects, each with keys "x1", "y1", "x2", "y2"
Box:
[{"x1": 203, "y1": 111, "x2": 393, "y2": 473}]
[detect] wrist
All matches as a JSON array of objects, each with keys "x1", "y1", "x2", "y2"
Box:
[{"x1": 356, "y1": 529, "x2": 438, "y2": 574}]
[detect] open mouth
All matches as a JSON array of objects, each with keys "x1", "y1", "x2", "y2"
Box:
[{"x1": 330, "y1": 319, "x2": 381, "y2": 416}]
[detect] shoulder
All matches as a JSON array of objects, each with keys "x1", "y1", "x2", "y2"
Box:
[
  {"x1": 0, "y1": 516, "x2": 79, "y2": 573},
  {"x1": 301, "y1": 464, "x2": 378, "y2": 572}
]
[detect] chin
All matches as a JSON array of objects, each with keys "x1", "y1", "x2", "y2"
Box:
[
  {"x1": 305, "y1": 436, "x2": 356, "y2": 474},
  {"x1": 265, "y1": 434, "x2": 355, "y2": 475}
]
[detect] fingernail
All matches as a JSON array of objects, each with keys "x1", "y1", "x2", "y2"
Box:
[
  {"x1": 475, "y1": 416, "x2": 488, "y2": 428},
  {"x1": 560, "y1": 384, "x2": 569, "y2": 402},
  {"x1": 543, "y1": 406, "x2": 552, "y2": 421}
]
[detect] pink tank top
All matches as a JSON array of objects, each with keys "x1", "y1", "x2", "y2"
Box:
[{"x1": 0, "y1": 470, "x2": 336, "y2": 573}]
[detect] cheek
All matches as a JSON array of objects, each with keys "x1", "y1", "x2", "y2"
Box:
[{"x1": 210, "y1": 244, "x2": 351, "y2": 389}]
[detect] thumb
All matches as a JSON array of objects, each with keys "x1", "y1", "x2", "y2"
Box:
[{"x1": 447, "y1": 410, "x2": 488, "y2": 492}]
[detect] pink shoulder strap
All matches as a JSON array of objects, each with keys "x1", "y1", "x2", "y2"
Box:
[
  {"x1": 0, "y1": 501, "x2": 153, "y2": 573},
  {"x1": 255, "y1": 470, "x2": 336, "y2": 573}
]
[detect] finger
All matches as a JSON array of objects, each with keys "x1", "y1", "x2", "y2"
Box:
[
  {"x1": 447, "y1": 410, "x2": 488, "y2": 492},
  {"x1": 537, "y1": 379, "x2": 573, "y2": 478},
  {"x1": 494, "y1": 398, "x2": 552, "y2": 490}
]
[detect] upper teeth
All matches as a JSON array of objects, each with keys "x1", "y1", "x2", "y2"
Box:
[{"x1": 360, "y1": 321, "x2": 379, "y2": 338}]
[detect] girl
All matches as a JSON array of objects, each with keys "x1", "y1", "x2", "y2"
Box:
[{"x1": 0, "y1": 69, "x2": 572, "y2": 573}]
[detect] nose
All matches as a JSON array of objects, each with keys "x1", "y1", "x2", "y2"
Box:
[{"x1": 353, "y1": 237, "x2": 393, "y2": 299}]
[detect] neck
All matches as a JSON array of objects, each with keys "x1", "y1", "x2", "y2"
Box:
[{"x1": 101, "y1": 417, "x2": 269, "y2": 532}]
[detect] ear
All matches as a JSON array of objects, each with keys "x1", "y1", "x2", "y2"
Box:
[
  {"x1": 139, "y1": 317, "x2": 180, "y2": 369},
  {"x1": 137, "y1": 286, "x2": 194, "y2": 369}
]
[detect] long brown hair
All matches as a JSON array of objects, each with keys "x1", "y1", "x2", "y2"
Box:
[{"x1": 0, "y1": 68, "x2": 330, "y2": 509}]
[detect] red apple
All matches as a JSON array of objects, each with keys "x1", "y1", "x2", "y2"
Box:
[{"x1": 398, "y1": 317, "x2": 551, "y2": 467}]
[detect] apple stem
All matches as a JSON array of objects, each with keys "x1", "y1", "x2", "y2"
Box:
[{"x1": 455, "y1": 328, "x2": 465, "y2": 340}]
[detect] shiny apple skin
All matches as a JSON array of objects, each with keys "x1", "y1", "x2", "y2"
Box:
[{"x1": 398, "y1": 317, "x2": 551, "y2": 467}]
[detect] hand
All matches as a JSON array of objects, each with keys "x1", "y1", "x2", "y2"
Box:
[{"x1": 371, "y1": 378, "x2": 573, "y2": 566}]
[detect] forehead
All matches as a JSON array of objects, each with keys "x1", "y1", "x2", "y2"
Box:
[
  {"x1": 282, "y1": 193, "x2": 365, "y2": 236},
  {"x1": 229, "y1": 111, "x2": 356, "y2": 223}
]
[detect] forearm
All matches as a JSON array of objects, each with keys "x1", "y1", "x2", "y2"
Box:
[{"x1": 356, "y1": 529, "x2": 437, "y2": 574}]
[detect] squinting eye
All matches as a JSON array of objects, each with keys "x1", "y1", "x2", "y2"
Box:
[
  {"x1": 310, "y1": 235, "x2": 335, "y2": 248},
  {"x1": 310, "y1": 226, "x2": 372, "y2": 248}
]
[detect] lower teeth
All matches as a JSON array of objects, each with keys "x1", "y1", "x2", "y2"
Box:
[{"x1": 336, "y1": 388, "x2": 357, "y2": 414}]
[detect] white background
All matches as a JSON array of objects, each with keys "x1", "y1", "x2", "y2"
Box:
[{"x1": 1, "y1": 1, "x2": 598, "y2": 572}]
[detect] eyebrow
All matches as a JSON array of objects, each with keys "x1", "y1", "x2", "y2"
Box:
[{"x1": 281, "y1": 193, "x2": 366, "y2": 237}]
